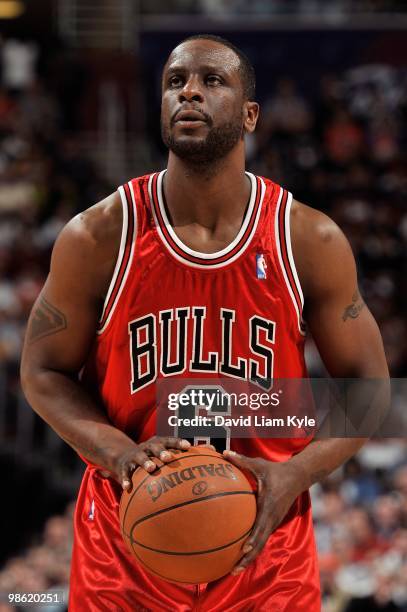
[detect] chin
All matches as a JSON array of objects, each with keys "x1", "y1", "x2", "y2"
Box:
[
  {"x1": 169, "y1": 137, "x2": 209, "y2": 158},
  {"x1": 174, "y1": 134, "x2": 206, "y2": 147}
]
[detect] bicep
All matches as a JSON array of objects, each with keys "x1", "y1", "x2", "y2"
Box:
[
  {"x1": 22, "y1": 220, "x2": 102, "y2": 375},
  {"x1": 307, "y1": 288, "x2": 387, "y2": 378},
  {"x1": 293, "y1": 204, "x2": 388, "y2": 378}
]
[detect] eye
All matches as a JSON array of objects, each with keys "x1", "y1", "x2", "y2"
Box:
[
  {"x1": 206, "y1": 75, "x2": 222, "y2": 86},
  {"x1": 168, "y1": 75, "x2": 183, "y2": 88}
]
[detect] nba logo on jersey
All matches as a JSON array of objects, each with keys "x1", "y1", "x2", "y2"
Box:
[{"x1": 256, "y1": 254, "x2": 267, "y2": 279}]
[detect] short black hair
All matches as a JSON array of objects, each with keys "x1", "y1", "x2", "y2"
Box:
[{"x1": 174, "y1": 34, "x2": 256, "y2": 101}]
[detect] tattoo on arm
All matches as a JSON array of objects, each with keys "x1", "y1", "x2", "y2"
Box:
[
  {"x1": 28, "y1": 296, "x2": 67, "y2": 344},
  {"x1": 342, "y1": 290, "x2": 365, "y2": 322}
]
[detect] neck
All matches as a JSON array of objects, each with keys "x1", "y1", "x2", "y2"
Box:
[{"x1": 163, "y1": 148, "x2": 250, "y2": 229}]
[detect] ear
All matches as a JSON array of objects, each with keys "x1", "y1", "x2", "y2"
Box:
[{"x1": 243, "y1": 101, "x2": 259, "y2": 134}]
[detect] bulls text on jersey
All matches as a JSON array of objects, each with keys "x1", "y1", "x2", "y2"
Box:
[{"x1": 129, "y1": 307, "x2": 275, "y2": 393}]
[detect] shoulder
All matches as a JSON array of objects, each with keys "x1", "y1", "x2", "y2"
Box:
[
  {"x1": 61, "y1": 190, "x2": 122, "y2": 248},
  {"x1": 51, "y1": 190, "x2": 123, "y2": 300},
  {"x1": 290, "y1": 199, "x2": 356, "y2": 299},
  {"x1": 290, "y1": 199, "x2": 345, "y2": 247}
]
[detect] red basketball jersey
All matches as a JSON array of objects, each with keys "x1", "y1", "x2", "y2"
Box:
[{"x1": 69, "y1": 171, "x2": 321, "y2": 612}]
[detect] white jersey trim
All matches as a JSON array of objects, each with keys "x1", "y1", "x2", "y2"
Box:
[
  {"x1": 274, "y1": 188, "x2": 306, "y2": 336},
  {"x1": 285, "y1": 193, "x2": 305, "y2": 312},
  {"x1": 149, "y1": 171, "x2": 266, "y2": 269},
  {"x1": 97, "y1": 184, "x2": 137, "y2": 335},
  {"x1": 158, "y1": 170, "x2": 256, "y2": 259}
]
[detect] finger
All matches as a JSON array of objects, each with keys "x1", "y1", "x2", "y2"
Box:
[
  {"x1": 134, "y1": 449, "x2": 158, "y2": 472},
  {"x1": 147, "y1": 441, "x2": 175, "y2": 462},
  {"x1": 200, "y1": 443, "x2": 217, "y2": 451},
  {"x1": 121, "y1": 450, "x2": 157, "y2": 488},
  {"x1": 231, "y1": 497, "x2": 270, "y2": 572},
  {"x1": 157, "y1": 436, "x2": 192, "y2": 459},
  {"x1": 242, "y1": 492, "x2": 269, "y2": 552},
  {"x1": 222, "y1": 450, "x2": 259, "y2": 475},
  {"x1": 162, "y1": 437, "x2": 191, "y2": 451},
  {"x1": 144, "y1": 437, "x2": 190, "y2": 461},
  {"x1": 121, "y1": 464, "x2": 134, "y2": 491},
  {"x1": 231, "y1": 527, "x2": 270, "y2": 575},
  {"x1": 231, "y1": 494, "x2": 271, "y2": 574},
  {"x1": 122, "y1": 478, "x2": 132, "y2": 491},
  {"x1": 232, "y1": 502, "x2": 273, "y2": 575}
]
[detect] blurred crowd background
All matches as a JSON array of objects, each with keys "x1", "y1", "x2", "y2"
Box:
[{"x1": 0, "y1": 0, "x2": 406, "y2": 610}]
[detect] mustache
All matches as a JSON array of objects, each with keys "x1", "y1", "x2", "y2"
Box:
[{"x1": 170, "y1": 107, "x2": 213, "y2": 127}]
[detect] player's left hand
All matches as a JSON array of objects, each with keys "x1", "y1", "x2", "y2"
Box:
[{"x1": 223, "y1": 450, "x2": 305, "y2": 575}]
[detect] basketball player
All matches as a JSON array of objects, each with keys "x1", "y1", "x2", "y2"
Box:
[{"x1": 21, "y1": 35, "x2": 388, "y2": 611}]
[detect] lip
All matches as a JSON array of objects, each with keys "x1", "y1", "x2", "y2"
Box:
[
  {"x1": 174, "y1": 109, "x2": 207, "y2": 123},
  {"x1": 175, "y1": 120, "x2": 207, "y2": 130}
]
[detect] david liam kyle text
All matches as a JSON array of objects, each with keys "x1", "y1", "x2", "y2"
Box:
[{"x1": 167, "y1": 414, "x2": 316, "y2": 428}]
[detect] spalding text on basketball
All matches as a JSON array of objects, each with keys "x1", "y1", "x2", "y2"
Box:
[{"x1": 146, "y1": 462, "x2": 237, "y2": 502}]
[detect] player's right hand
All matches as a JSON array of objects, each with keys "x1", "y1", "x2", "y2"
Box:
[{"x1": 112, "y1": 436, "x2": 192, "y2": 490}]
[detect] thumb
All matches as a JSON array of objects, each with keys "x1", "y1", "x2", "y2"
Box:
[{"x1": 223, "y1": 450, "x2": 258, "y2": 474}]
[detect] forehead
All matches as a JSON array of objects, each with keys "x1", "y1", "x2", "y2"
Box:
[{"x1": 165, "y1": 40, "x2": 240, "y2": 75}]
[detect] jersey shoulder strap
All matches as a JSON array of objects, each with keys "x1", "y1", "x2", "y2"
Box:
[
  {"x1": 97, "y1": 179, "x2": 139, "y2": 334},
  {"x1": 263, "y1": 177, "x2": 306, "y2": 335}
]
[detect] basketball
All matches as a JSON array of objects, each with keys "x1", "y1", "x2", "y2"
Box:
[{"x1": 119, "y1": 446, "x2": 256, "y2": 583}]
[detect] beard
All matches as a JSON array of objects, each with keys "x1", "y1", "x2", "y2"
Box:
[{"x1": 161, "y1": 113, "x2": 244, "y2": 166}]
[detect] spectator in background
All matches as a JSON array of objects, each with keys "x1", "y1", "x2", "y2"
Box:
[
  {"x1": 315, "y1": 74, "x2": 343, "y2": 138},
  {"x1": 373, "y1": 495, "x2": 403, "y2": 539},
  {"x1": 262, "y1": 77, "x2": 312, "y2": 137},
  {"x1": 324, "y1": 109, "x2": 365, "y2": 166},
  {"x1": 1, "y1": 38, "x2": 38, "y2": 94},
  {"x1": 344, "y1": 507, "x2": 388, "y2": 562},
  {"x1": 343, "y1": 570, "x2": 403, "y2": 611}
]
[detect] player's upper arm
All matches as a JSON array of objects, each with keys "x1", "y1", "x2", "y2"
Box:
[
  {"x1": 291, "y1": 201, "x2": 388, "y2": 378},
  {"x1": 21, "y1": 192, "x2": 122, "y2": 376}
]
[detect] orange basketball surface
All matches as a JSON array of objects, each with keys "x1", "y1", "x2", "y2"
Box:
[{"x1": 119, "y1": 446, "x2": 256, "y2": 583}]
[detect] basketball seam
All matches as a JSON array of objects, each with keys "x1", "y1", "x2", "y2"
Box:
[
  {"x1": 131, "y1": 526, "x2": 253, "y2": 556},
  {"x1": 129, "y1": 490, "x2": 255, "y2": 533}
]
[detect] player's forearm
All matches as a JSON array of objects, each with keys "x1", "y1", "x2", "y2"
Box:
[
  {"x1": 21, "y1": 367, "x2": 138, "y2": 469},
  {"x1": 286, "y1": 437, "x2": 366, "y2": 490}
]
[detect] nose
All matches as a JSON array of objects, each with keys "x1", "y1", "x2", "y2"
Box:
[{"x1": 179, "y1": 75, "x2": 204, "y2": 104}]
